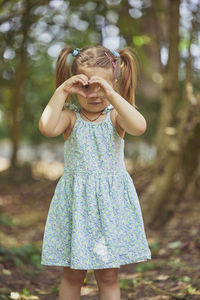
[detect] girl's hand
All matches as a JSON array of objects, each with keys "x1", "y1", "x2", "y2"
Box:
[
  {"x1": 58, "y1": 74, "x2": 89, "y2": 98},
  {"x1": 87, "y1": 76, "x2": 115, "y2": 100}
]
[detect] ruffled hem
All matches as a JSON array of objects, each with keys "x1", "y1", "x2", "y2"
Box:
[{"x1": 41, "y1": 254, "x2": 152, "y2": 270}]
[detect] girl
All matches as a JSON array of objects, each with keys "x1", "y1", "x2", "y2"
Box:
[{"x1": 39, "y1": 45, "x2": 151, "y2": 300}]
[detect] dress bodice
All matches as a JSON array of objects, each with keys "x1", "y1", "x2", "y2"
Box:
[{"x1": 63, "y1": 103, "x2": 126, "y2": 176}]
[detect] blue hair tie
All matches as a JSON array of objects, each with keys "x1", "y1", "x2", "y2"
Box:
[
  {"x1": 72, "y1": 48, "x2": 81, "y2": 56},
  {"x1": 111, "y1": 50, "x2": 120, "y2": 57},
  {"x1": 72, "y1": 48, "x2": 119, "y2": 59}
]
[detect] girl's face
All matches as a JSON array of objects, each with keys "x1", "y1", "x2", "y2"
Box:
[{"x1": 76, "y1": 67, "x2": 116, "y2": 113}]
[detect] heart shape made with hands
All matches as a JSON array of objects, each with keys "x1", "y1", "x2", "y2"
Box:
[{"x1": 74, "y1": 81, "x2": 103, "y2": 99}]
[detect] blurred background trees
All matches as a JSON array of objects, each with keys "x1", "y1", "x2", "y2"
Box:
[
  {"x1": 1, "y1": 1, "x2": 200, "y2": 298},
  {"x1": 0, "y1": 0, "x2": 200, "y2": 227}
]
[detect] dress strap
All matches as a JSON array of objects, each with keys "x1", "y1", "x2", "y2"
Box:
[
  {"x1": 101, "y1": 103, "x2": 114, "y2": 114},
  {"x1": 64, "y1": 102, "x2": 80, "y2": 112},
  {"x1": 74, "y1": 110, "x2": 82, "y2": 120}
]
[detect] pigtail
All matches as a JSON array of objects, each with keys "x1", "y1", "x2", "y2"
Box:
[
  {"x1": 55, "y1": 46, "x2": 74, "y2": 89},
  {"x1": 118, "y1": 47, "x2": 139, "y2": 109}
]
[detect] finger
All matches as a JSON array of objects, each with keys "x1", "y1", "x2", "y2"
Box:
[
  {"x1": 88, "y1": 79, "x2": 98, "y2": 84},
  {"x1": 75, "y1": 78, "x2": 87, "y2": 86},
  {"x1": 77, "y1": 74, "x2": 89, "y2": 84},
  {"x1": 89, "y1": 79, "x2": 103, "y2": 87}
]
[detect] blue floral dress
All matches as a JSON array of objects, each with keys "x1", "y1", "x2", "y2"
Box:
[{"x1": 41, "y1": 103, "x2": 151, "y2": 269}]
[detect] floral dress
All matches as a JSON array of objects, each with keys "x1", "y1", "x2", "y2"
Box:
[{"x1": 41, "y1": 103, "x2": 151, "y2": 269}]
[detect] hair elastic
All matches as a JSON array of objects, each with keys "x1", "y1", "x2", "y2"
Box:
[
  {"x1": 112, "y1": 50, "x2": 120, "y2": 57},
  {"x1": 72, "y1": 48, "x2": 120, "y2": 58},
  {"x1": 72, "y1": 48, "x2": 82, "y2": 56},
  {"x1": 104, "y1": 52, "x2": 116, "y2": 68}
]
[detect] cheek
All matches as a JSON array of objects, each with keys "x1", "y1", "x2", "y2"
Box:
[{"x1": 77, "y1": 95, "x2": 86, "y2": 103}]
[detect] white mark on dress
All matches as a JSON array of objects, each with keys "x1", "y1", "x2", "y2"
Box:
[{"x1": 93, "y1": 235, "x2": 109, "y2": 262}]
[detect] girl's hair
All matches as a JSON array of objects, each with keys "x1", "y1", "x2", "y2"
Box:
[{"x1": 55, "y1": 45, "x2": 139, "y2": 108}]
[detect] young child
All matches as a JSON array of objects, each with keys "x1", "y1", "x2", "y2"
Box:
[{"x1": 39, "y1": 45, "x2": 151, "y2": 300}]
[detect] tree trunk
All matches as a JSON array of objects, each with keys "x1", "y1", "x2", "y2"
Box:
[
  {"x1": 9, "y1": 1, "x2": 30, "y2": 167},
  {"x1": 142, "y1": 87, "x2": 200, "y2": 228},
  {"x1": 141, "y1": 0, "x2": 200, "y2": 228},
  {"x1": 155, "y1": 0, "x2": 180, "y2": 169},
  {"x1": 9, "y1": 56, "x2": 27, "y2": 167}
]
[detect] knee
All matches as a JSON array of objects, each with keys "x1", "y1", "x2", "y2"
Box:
[
  {"x1": 62, "y1": 267, "x2": 87, "y2": 286},
  {"x1": 94, "y1": 268, "x2": 119, "y2": 285}
]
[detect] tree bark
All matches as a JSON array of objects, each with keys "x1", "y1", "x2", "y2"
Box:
[
  {"x1": 155, "y1": 0, "x2": 180, "y2": 169},
  {"x1": 141, "y1": 0, "x2": 200, "y2": 228},
  {"x1": 9, "y1": 1, "x2": 30, "y2": 167}
]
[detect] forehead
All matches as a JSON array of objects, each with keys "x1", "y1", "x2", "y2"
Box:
[{"x1": 78, "y1": 67, "x2": 113, "y2": 83}]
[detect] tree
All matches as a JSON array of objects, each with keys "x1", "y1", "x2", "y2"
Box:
[{"x1": 141, "y1": 0, "x2": 200, "y2": 228}]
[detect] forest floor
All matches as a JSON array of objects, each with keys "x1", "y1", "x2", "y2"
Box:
[{"x1": 0, "y1": 161, "x2": 200, "y2": 300}]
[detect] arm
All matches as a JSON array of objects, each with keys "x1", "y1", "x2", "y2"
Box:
[
  {"x1": 107, "y1": 91, "x2": 147, "y2": 136},
  {"x1": 38, "y1": 74, "x2": 89, "y2": 137},
  {"x1": 38, "y1": 88, "x2": 71, "y2": 137}
]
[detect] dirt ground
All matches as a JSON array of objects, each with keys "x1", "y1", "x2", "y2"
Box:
[{"x1": 0, "y1": 163, "x2": 200, "y2": 300}]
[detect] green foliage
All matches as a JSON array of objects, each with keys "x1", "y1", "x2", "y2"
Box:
[
  {"x1": 0, "y1": 211, "x2": 14, "y2": 227},
  {"x1": 0, "y1": 295, "x2": 8, "y2": 299},
  {"x1": 0, "y1": 243, "x2": 43, "y2": 270},
  {"x1": 173, "y1": 248, "x2": 181, "y2": 255},
  {"x1": 168, "y1": 240, "x2": 182, "y2": 256},
  {"x1": 119, "y1": 278, "x2": 134, "y2": 289},
  {"x1": 133, "y1": 35, "x2": 151, "y2": 47},
  {"x1": 167, "y1": 257, "x2": 185, "y2": 271},
  {"x1": 179, "y1": 38, "x2": 190, "y2": 52},
  {"x1": 22, "y1": 288, "x2": 31, "y2": 296},
  {"x1": 1, "y1": 0, "x2": 200, "y2": 161},
  {"x1": 50, "y1": 285, "x2": 59, "y2": 295},
  {"x1": 182, "y1": 276, "x2": 191, "y2": 282},
  {"x1": 135, "y1": 260, "x2": 156, "y2": 272},
  {"x1": 149, "y1": 240, "x2": 162, "y2": 255}
]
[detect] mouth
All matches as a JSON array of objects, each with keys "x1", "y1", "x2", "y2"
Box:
[
  {"x1": 89, "y1": 102, "x2": 102, "y2": 105},
  {"x1": 89, "y1": 101, "x2": 102, "y2": 105}
]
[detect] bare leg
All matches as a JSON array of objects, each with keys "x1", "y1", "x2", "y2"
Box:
[
  {"x1": 59, "y1": 267, "x2": 87, "y2": 300},
  {"x1": 94, "y1": 268, "x2": 121, "y2": 300}
]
